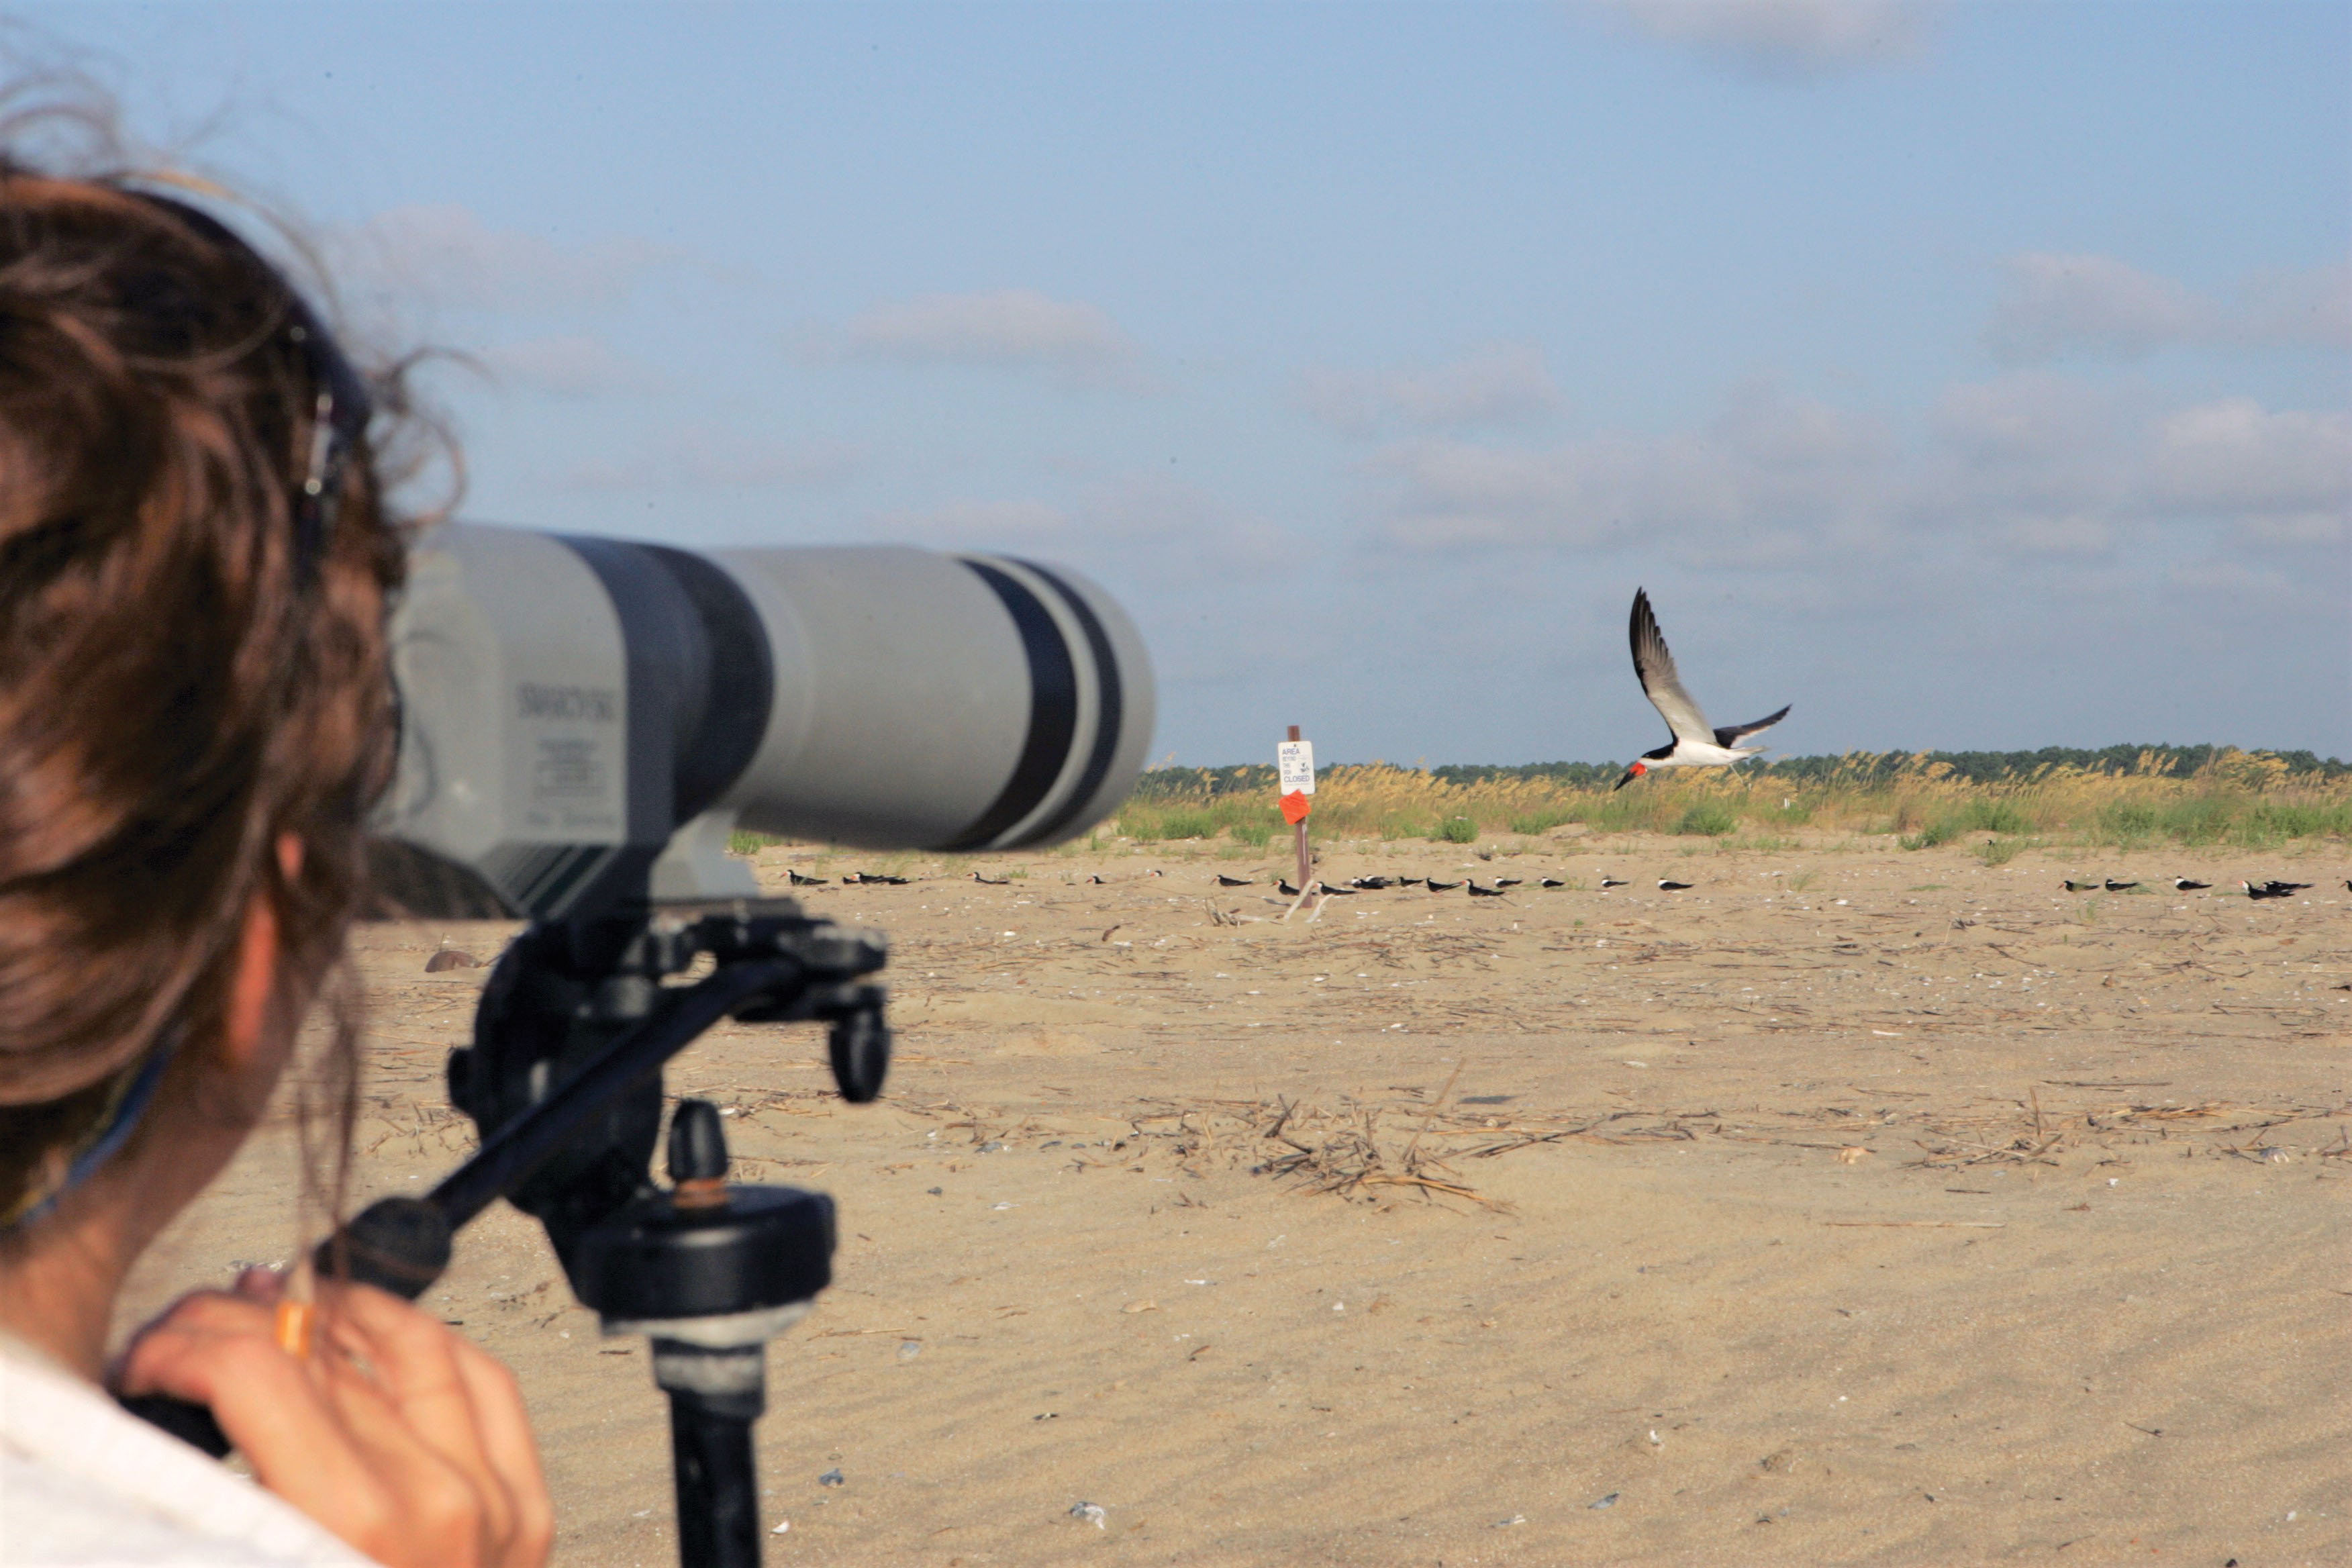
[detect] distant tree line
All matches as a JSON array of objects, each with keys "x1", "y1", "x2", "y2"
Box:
[{"x1": 1129, "y1": 745, "x2": 2349, "y2": 799}]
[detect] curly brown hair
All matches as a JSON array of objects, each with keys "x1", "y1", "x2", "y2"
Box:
[{"x1": 0, "y1": 165, "x2": 407, "y2": 1226}]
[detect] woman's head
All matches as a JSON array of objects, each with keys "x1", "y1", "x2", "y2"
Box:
[{"x1": 0, "y1": 166, "x2": 406, "y2": 1228}]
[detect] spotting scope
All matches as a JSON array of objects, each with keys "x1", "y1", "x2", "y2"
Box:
[{"x1": 375, "y1": 521, "x2": 1155, "y2": 919}]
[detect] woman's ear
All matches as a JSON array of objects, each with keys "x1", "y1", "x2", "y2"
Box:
[{"x1": 220, "y1": 834, "x2": 305, "y2": 1071}]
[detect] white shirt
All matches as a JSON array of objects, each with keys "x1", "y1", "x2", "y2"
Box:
[{"x1": 0, "y1": 1332, "x2": 374, "y2": 1567}]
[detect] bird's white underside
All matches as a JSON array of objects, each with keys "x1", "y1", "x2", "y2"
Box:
[{"x1": 1645, "y1": 744, "x2": 1765, "y2": 768}]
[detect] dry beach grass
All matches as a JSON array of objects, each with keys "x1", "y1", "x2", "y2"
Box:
[{"x1": 121, "y1": 825, "x2": 2349, "y2": 1566}]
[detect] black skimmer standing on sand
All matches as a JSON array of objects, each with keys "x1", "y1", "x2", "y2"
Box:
[
  {"x1": 1215, "y1": 874, "x2": 1253, "y2": 887},
  {"x1": 1614, "y1": 589, "x2": 1791, "y2": 790},
  {"x1": 1600, "y1": 876, "x2": 1628, "y2": 889},
  {"x1": 1425, "y1": 877, "x2": 1463, "y2": 891},
  {"x1": 1466, "y1": 881, "x2": 1507, "y2": 897},
  {"x1": 1351, "y1": 876, "x2": 1395, "y2": 889},
  {"x1": 1657, "y1": 878, "x2": 1694, "y2": 891},
  {"x1": 1539, "y1": 877, "x2": 1566, "y2": 888},
  {"x1": 2173, "y1": 877, "x2": 2210, "y2": 891},
  {"x1": 2104, "y1": 879, "x2": 2141, "y2": 892},
  {"x1": 788, "y1": 870, "x2": 828, "y2": 885},
  {"x1": 2063, "y1": 879, "x2": 2100, "y2": 892},
  {"x1": 2244, "y1": 880, "x2": 2310, "y2": 900}
]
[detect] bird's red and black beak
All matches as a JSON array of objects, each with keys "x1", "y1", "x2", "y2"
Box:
[{"x1": 1614, "y1": 761, "x2": 1646, "y2": 791}]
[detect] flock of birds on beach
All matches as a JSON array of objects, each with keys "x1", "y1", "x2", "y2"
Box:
[
  {"x1": 2061, "y1": 876, "x2": 2332, "y2": 900},
  {"x1": 743, "y1": 867, "x2": 2349, "y2": 905}
]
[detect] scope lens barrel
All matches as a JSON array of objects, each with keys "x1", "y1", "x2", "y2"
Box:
[{"x1": 376, "y1": 524, "x2": 1155, "y2": 920}]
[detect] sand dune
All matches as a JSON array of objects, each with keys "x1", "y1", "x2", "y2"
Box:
[{"x1": 121, "y1": 834, "x2": 2350, "y2": 1565}]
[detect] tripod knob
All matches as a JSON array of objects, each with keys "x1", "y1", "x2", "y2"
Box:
[
  {"x1": 667, "y1": 1099, "x2": 728, "y2": 1185},
  {"x1": 828, "y1": 1003, "x2": 890, "y2": 1104}
]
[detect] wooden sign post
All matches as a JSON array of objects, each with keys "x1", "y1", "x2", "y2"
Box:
[{"x1": 1277, "y1": 724, "x2": 1315, "y2": 894}]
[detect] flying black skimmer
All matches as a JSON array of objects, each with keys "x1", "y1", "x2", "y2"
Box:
[
  {"x1": 1466, "y1": 881, "x2": 1507, "y2": 897},
  {"x1": 2104, "y1": 879, "x2": 2141, "y2": 892},
  {"x1": 2172, "y1": 877, "x2": 2210, "y2": 891},
  {"x1": 1599, "y1": 876, "x2": 1628, "y2": 889},
  {"x1": 2063, "y1": 879, "x2": 2100, "y2": 892},
  {"x1": 1426, "y1": 877, "x2": 1463, "y2": 891},
  {"x1": 788, "y1": 870, "x2": 828, "y2": 885},
  {"x1": 2244, "y1": 879, "x2": 2310, "y2": 900},
  {"x1": 1657, "y1": 878, "x2": 1694, "y2": 891},
  {"x1": 971, "y1": 871, "x2": 1008, "y2": 885},
  {"x1": 1215, "y1": 873, "x2": 1254, "y2": 887},
  {"x1": 1614, "y1": 588, "x2": 1790, "y2": 790}
]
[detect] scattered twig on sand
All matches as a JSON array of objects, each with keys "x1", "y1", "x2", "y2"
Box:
[{"x1": 1248, "y1": 1093, "x2": 1512, "y2": 1212}]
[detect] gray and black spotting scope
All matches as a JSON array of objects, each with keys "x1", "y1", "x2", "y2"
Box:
[{"x1": 373, "y1": 522, "x2": 1155, "y2": 920}]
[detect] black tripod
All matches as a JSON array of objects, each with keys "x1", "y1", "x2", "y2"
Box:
[{"x1": 128, "y1": 897, "x2": 888, "y2": 1568}]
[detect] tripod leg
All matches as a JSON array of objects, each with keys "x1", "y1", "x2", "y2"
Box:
[
  {"x1": 654, "y1": 1341, "x2": 767, "y2": 1568},
  {"x1": 669, "y1": 1393, "x2": 761, "y2": 1568}
]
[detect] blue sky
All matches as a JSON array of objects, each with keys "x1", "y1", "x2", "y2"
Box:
[{"x1": 19, "y1": 1, "x2": 2349, "y2": 765}]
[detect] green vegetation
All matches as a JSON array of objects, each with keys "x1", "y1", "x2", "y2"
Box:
[
  {"x1": 1675, "y1": 803, "x2": 1738, "y2": 837},
  {"x1": 1114, "y1": 748, "x2": 2347, "y2": 850}
]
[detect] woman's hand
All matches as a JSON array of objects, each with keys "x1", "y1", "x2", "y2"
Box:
[{"x1": 116, "y1": 1269, "x2": 554, "y2": 1568}]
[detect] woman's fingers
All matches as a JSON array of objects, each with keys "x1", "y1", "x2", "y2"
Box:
[
  {"x1": 117, "y1": 1291, "x2": 403, "y2": 1543},
  {"x1": 320, "y1": 1285, "x2": 519, "y2": 1556},
  {"x1": 446, "y1": 1336, "x2": 556, "y2": 1565},
  {"x1": 115, "y1": 1285, "x2": 552, "y2": 1568},
  {"x1": 308, "y1": 1357, "x2": 505, "y2": 1566}
]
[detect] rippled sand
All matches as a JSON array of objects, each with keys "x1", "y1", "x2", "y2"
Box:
[{"x1": 128, "y1": 834, "x2": 2350, "y2": 1566}]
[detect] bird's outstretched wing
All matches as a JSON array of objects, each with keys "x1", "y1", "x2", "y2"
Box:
[
  {"x1": 1714, "y1": 704, "x2": 1790, "y2": 749},
  {"x1": 1628, "y1": 588, "x2": 1714, "y2": 746}
]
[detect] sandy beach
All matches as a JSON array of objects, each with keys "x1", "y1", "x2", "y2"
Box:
[{"x1": 121, "y1": 832, "x2": 2350, "y2": 1567}]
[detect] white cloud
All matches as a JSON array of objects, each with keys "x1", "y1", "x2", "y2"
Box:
[
  {"x1": 1598, "y1": 0, "x2": 1937, "y2": 79},
  {"x1": 1295, "y1": 342, "x2": 1564, "y2": 436},
  {"x1": 874, "y1": 471, "x2": 1301, "y2": 584},
  {"x1": 2146, "y1": 398, "x2": 2350, "y2": 542},
  {"x1": 2234, "y1": 262, "x2": 2352, "y2": 351},
  {"x1": 1369, "y1": 383, "x2": 1896, "y2": 554},
  {"x1": 1998, "y1": 516, "x2": 2115, "y2": 557},
  {"x1": 834, "y1": 289, "x2": 1143, "y2": 385},
  {"x1": 480, "y1": 335, "x2": 644, "y2": 397},
  {"x1": 332, "y1": 204, "x2": 677, "y2": 317},
  {"x1": 1928, "y1": 371, "x2": 2136, "y2": 522},
  {"x1": 1359, "y1": 372, "x2": 2349, "y2": 575},
  {"x1": 1988, "y1": 254, "x2": 2352, "y2": 362},
  {"x1": 869, "y1": 498, "x2": 1073, "y2": 540},
  {"x1": 563, "y1": 431, "x2": 865, "y2": 491},
  {"x1": 1986, "y1": 253, "x2": 2208, "y2": 363}
]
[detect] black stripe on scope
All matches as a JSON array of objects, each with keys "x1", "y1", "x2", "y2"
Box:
[
  {"x1": 642, "y1": 545, "x2": 775, "y2": 822},
  {"x1": 1015, "y1": 560, "x2": 1125, "y2": 845},
  {"x1": 942, "y1": 561, "x2": 1081, "y2": 852},
  {"x1": 560, "y1": 536, "x2": 777, "y2": 836}
]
